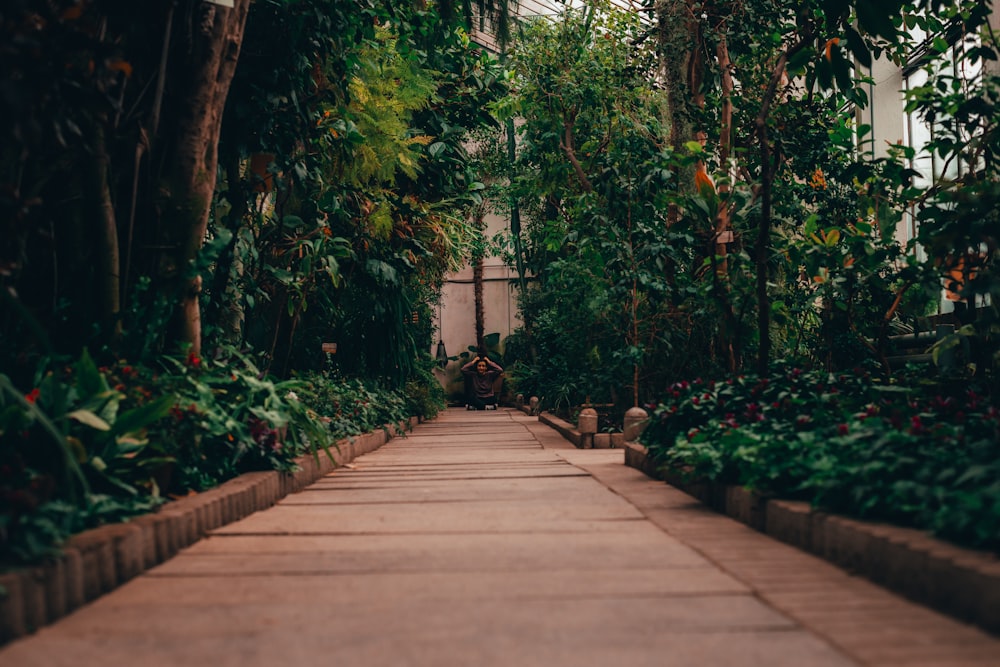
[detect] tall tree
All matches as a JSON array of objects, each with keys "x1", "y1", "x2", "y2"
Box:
[{"x1": 152, "y1": 0, "x2": 250, "y2": 357}]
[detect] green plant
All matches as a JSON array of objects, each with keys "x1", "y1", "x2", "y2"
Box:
[
  {"x1": 150, "y1": 347, "x2": 340, "y2": 490},
  {"x1": 404, "y1": 363, "x2": 446, "y2": 420},
  {"x1": 642, "y1": 364, "x2": 1000, "y2": 551},
  {"x1": 0, "y1": 350, "x2": 176, "y2": 565}
]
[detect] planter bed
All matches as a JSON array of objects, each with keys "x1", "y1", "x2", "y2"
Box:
[
  {"x1": 536, "y1": 411, "x2": 624, "y2": 448},
  {"x1": 622, "y1": 441, "x2": 1000, "y2": 638},
  {"x1": 0, "y1": 417, "x2": 419, "y2": 644}
]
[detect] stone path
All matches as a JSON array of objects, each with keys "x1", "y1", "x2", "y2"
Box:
[{"x1": 1, "y1": 408, "x2": 997, "y2": 666}]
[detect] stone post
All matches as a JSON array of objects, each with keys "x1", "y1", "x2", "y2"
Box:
[
  {"x1": 577, "y1": 407, "x2": 598, "y2": 449},
  {"x1": 623, "y1": 406, "x2": 649, "y2": 442}
]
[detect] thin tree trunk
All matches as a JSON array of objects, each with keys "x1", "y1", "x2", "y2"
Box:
[
  {"x1": 715, "y1": 34, "x2": 738, "y2": 372},
  {"x1": 715, "y1": 34, "x2": 734, "y2": 273},
  {"x1": 157, "y1": 0, "x2": 250, "y2": 357},
  {"x1": 123, "y1": 0, "x2": 176, "y2": 305},
  {"x1": 474, "y1": 253, "x2": 485, "y2": 350},
  {"x1": 754, "y1": 35, "x2": 811, "y2": 374},
  {"x1": 90, "y1": 122, "x2": 121, "y2": 340},
  {"x1": 560, "y1": 117, "x2": 594, "y2": 193},
  {"x1": 656, "y1": 0, "x2": 703, "y2": 227},
  {"x1": 209, "y1": 157, "x2": 247, "y2": 345}
]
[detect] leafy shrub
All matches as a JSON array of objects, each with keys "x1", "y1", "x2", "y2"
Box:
[
  {"x1": 1, "y1": 348, "x2": 418, "y2": 566},
  {"x1": 404, "y1": 364, "x2": 446, "y2": 420},
  {"x1": 291, "y1": 370, "x2": 410, "y2": 440},
  {"x1": 1, "y1": 351, "x2": 173, "y2": 564},
  {"x1": 641, "y1": 364, "x2": 1000, "y2": 551},
  {"x1": 137, "y1": 348, "x2": 337, "y2": 491}
]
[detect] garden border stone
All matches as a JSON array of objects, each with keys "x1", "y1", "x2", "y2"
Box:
[
  {"x1": 619, "y1": 441, "x2": 1000, "y2": 637},
  {"x1": 536, "y1": 411, "x2": 621, "y2": 448},
  {"x1": 0, "y1": 417, "x2": 418, "y2": 645}
]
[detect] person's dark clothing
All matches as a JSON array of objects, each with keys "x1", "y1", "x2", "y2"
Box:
[{"x1": 461, "y1": 358, "x2": 503, "y2": 410}]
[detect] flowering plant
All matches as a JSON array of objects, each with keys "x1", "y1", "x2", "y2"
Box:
[{"x1": 642, "y1": 363, "x2": 1000, "y2": 550}]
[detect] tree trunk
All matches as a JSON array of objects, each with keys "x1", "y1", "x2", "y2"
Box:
[
  {"x1": 754, "y1": 35, "x2": 812, "y2": 374},
  {"x1": 474, "y1": 253, "x2": 485, "y2": 350},
  {"x1": 715, "y1": 35, "x2": 738, "y2": 372},
  {"x1": 656, "y1": 0, "x2": 704, "y2": 223},
  {"x1": 156, "y1": 0, "x2": 250, "y2": 357},
  {"x1": 656, "y1": 0, "x2": 702, "y2": 150},
  {"x1": 715, "y1": 34, "x2": 734, "y2": 273},
  {"x1": 210, "y1": 157, "x2": 248, "y2": 345},
  {"x1": 89, "y1": 121, "x2": 121, "y2": 341}
]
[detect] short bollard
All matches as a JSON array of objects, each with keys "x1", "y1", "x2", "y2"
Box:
[
  {"x1": 578, "y1": 407, "x2": 598, "y2": 449},
  {"x1": 623, "y1": 406, "x2": 649, "y2": 442},
  {"x1": 529, "y1": 396, "x2": 539, "y2": 415}
]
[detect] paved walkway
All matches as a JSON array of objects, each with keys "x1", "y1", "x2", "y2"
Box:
[{"x1": 2, "y1": 408, "x2": 997, "y2": 666}]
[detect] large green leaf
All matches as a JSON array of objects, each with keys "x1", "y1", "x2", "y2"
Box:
[
  {"x1": 111, "y1": 394, "x2": 176, "y2": 437},
  {"x1": 67, "y1": 410, "x2": 111, "y2": 432}
]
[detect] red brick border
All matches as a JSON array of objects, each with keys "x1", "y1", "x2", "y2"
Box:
[
  {"x1": 0, "y1": 417, "x2": 419, "y2": 644},
  {"x1": 621, "y1": 441, "x2": 1000, "y2": 637}
]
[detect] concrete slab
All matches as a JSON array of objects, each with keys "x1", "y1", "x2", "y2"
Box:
[
  {"x1": 0, "y1": 610, "x2": 855, "y2": 667},
  {"x1": 206, "y1": 499, "x2": 648, "y2": 534},
  {"x1": 150, "y1": 529, "x2": 711, "y2": 573},
  {"x1": 290, "y1": 477, "x2": 628, "y2": 504},
  {"x1": 119, "y1": 569, "x2": 751, "y2": 603}
]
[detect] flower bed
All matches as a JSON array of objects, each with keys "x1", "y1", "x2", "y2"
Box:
[
  {"x1": 640, "y1": 363, "x2": 1000, "y2": 553},
  {"x1": 1, "y1": 350, "x2": 443, "y2": 568}
]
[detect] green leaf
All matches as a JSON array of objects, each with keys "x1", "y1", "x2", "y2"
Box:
[
  {"x1": 282, "y1": 215, "x2": 305, "y2": 229},
  {"x1": 74, "y1": 349, "x2": 108, "y2": 400},
  {"x1": 67, "y1": 409, "x2": 112, "y2": 432},
  {"x1": 111, "y1": 395, "x2": 175, "y2": 436}
]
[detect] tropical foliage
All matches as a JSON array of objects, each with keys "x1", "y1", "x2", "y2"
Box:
[
  {"x1": 1, "y1": 1, "x2": 495, "y2": 565},
  {"x1": 2, "y1": 0, "x2": 999, "y2": 564},
  {"x1": 492, "y1": 0, "x2": 999, "y2": 549}
]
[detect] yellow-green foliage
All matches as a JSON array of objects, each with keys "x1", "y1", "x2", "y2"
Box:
[{"x1": 345, "y1": 30, "x2": 438, "y2": 187}]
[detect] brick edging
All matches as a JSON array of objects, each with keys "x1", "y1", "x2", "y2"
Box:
[
  {"x1": 621, "y1": 441, "x2": 1000, "y2": 637},
  {"x1": 0, "y1": 416, "x2": 420, "y2": 644},
  {"x1": 536, "y1": 411, "x2": 624, "y2": 448}
]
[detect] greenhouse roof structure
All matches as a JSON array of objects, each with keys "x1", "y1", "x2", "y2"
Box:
[{"x1": 468, "y1": 0, "x2": 649, "y2": 53}]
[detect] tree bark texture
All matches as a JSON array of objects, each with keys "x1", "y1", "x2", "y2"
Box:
[
  {"x1": 474, "y1": 256, "x2": 485, "y2": 350},
  {"x1": 754, "y1": 34, "x2": 812, "y2": 374},
  {"x1": 156, "y1": 0, "x2": 250, "y2": 357},
  {"x1": 655, "y1": 0, "x2": 705, "y2": 227},
  {"x1": 89, "y1": 122, "x2": 121, "y2": 339},
  {"x1": 655, "y1": 0, "x2": 703, "y2": 155}
]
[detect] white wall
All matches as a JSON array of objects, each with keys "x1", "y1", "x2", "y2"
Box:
[{"x1": 432, "y1": 210, "x2": 522, "y2": 398}]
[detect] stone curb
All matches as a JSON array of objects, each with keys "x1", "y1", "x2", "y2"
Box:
[
  {"x1": 536, "y1": 411, "x2": 624, "y2": 449},
  {"x1": 621, "y1": 441, "x2": 1000, "y2": 637},
  {"x1": 0, "y1": 417, "x2": 419, "y2": 645}
]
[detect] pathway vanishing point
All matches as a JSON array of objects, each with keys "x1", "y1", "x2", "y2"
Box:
[{"x1": 1, "y1": 408, "x2": 997, "y2": 666}]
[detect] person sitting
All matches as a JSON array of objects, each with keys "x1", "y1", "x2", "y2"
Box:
[{"x1": 460, "y1": 352, "x2": 503, "y2": 410}]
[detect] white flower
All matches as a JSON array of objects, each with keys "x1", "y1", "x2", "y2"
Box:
[{"x1": 286, "y1": 391, "x2": 300, "y2": 402}]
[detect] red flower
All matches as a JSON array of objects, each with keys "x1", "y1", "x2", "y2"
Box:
[
  {"x1": 187, "y1": 352, "x2": 201, "y2": 368},
  {"x1": 837, "y1": 423, "x2": 849, "y2": 436},
  {"x1": 25, "y1": 388, "x2": 40, "y2": 404}
]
